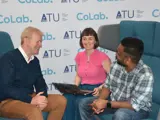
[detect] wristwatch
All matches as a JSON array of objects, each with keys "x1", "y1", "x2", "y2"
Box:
[{"x1": 107, "y1": 101, "x2": 112, "y2": 108}]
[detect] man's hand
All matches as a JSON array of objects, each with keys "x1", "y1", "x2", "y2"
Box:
[
  {"x1": 31, "y1": 92, "x2": 48, "y2": 110},
  {"x1": 38, "y1": 101, "x2": 48, "y2": 110},
  {"x1": 89, "y1": 99, "x2": 107, "y2": 114}
]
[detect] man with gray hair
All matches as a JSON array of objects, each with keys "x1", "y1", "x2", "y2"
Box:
[{"x1": 0, "y1": 26, "x2": 66, "y2": 120}]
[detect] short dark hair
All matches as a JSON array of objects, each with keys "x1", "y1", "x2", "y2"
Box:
[
  {"x1": 121, "y1": 37, "x2": 144, "y2": 64},
  {"x1": 79, "y1": 28, "x2": 99, "y2": 49}
]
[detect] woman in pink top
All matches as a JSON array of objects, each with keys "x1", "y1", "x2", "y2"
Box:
[{"x1": 63, "y1": 28, "x2": 111, "y2": 120}]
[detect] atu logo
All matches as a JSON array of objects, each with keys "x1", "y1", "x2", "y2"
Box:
[
  {"x1": 43, "y1": 49, "x2": 70, "y2": 58},
  {"x1": 63, "y1": 30, "x2": 81, "y2": 39},
  {"x1": 61, "y1": 0, "x2": 88, "y2": 3},
  {"x1": 152, "y1": 9, "x2": 160, "y2": 17},
  {"x1": 64, "y1": 65, "x2": 76, "y2": 73},
  {"x1": 18, "y1": 0, "x2": 53, "y2": 4},
  {"x1": 42, "y1": 32, "x2": 55, "y2": 41},
  {"x1": 0, "y1": 15, "x2": 32, "y2": 24},
  {"x1": 41, "y1": 13, "x2": 68, "y2": 22},
  {"x1": 42, "y1": 68, "x2": 56, "y2": 76},
  {"x1": 77, "y1": 12, "x2": 108, "y2": 21},
  {"x1": 116, "y1": 10, "x2": 144, "y2": 19}
]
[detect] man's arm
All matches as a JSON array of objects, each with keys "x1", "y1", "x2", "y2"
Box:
[
  {"x1": 111, "y1": 101, "x2": 133, "y2": 110},
  {"x1": 130, "y1": 71, "x2": 153, "y2": 111},
  {"x1": 93, "y1": 84, "x2": 133, "y2": 112},
  {"x1": 98, "y1": 70, "x2": 112, "y2": 100},
  {"x1": 92, "y1": 100, "x2": 134, "y2": 114},
  {"x1": 111, "y1": 69, "x2": 153, "y2": 111},
  {"x1": 99, "y1": 87, "x2": 110, "y2": 100},
  {"x1": 34, "y1": 59, "x2": 48, "y2": 97},
  {"x1": 0, "y1": 57, "x2": 32, "y2": 103},
  {"x1": 34, "y1": 76, "x2": 48, "y2": 97}
]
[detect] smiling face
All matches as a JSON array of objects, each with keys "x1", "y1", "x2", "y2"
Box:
[
  {"x1": 25, "y1": 32, "x2": 42, "y2": 56},
  {"x1": 82, "y1": 35, "x2": 96, "y2": 50},
  {"x1": 79, "y1": 28, "x2": 99, "y2": 49}
]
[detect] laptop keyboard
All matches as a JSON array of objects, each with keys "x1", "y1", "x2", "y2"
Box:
[{"x1": 52, "y1": 83, "x2": 80, "y2": 94}]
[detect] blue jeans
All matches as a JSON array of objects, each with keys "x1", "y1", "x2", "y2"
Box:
[
  {"x1": 79, "y1": 97, "x2": 149, "y2": 120},
  {"x1": 63, "y1": 84, "x2": 102, "y2": 120}
]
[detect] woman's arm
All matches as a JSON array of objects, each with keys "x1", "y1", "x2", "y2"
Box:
[
  {"x1": 74, "y1": 73, "x2": 81, "y2": 86},
  {"x1": 92, "y1": 59, "x2": 111, "y2": 96},
  {"x1": 102, "y1": 59, "x2": 111, "y2": 73},
  {"x1": 74, "y1": 64, "x2": 81, "y2": 86}
]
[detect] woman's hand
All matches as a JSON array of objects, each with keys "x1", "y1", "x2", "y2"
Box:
[{"x1": 92, "y1": 87, "x2": 102, "y2": 96}]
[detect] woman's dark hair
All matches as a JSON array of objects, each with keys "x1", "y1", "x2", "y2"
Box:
[
  {"x1": 79, "y1": 27, "x2": 99, "y2": 49},
  {"x1": 121, "y1": 37, "x2": 144, "y2": 64}
]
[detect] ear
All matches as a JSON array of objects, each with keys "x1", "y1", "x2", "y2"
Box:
[
  {"x1": 123, "y1": 57, "x2": 127, "y2": 64},
  {"x1": 126, "y1": 56, "x2": 132, "y2": 64},
  {"x1": 23, "y1": 37, "x2": 29, "y2": 44}
]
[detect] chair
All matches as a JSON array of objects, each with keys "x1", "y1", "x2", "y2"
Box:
[
  {"x1": 0, "y1": 31, "x2": 48, "y2": 120},
  {"x1": 157, "y1": 110, "x2": 160, "y2": 120},
  {"x1": 0, "y1": 31, "x2": 14, "y2": 57},
  {"x1": 97, "y1": 20, "x2": 160, "y2": 120}
]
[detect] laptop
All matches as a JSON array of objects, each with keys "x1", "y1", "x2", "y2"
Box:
[{"x1": 52, "y1": 82, "x2": 93, "y2": 95}]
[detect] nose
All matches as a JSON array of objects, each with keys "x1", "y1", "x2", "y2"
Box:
[{"x1": 86, "y1": 38, "x2": 90, "y2": 43}]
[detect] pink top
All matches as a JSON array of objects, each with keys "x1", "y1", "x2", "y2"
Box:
[{"x1": 75, "y1": 49, "x2": 110, "y2": 85}]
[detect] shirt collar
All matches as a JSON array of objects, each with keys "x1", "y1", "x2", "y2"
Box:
[
  {"x1": 18, "y1": 46, "x2": 34, "y2": 63},
  {"x1": 117, "y1": 59, "x2": 143, "y2": 74}
]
